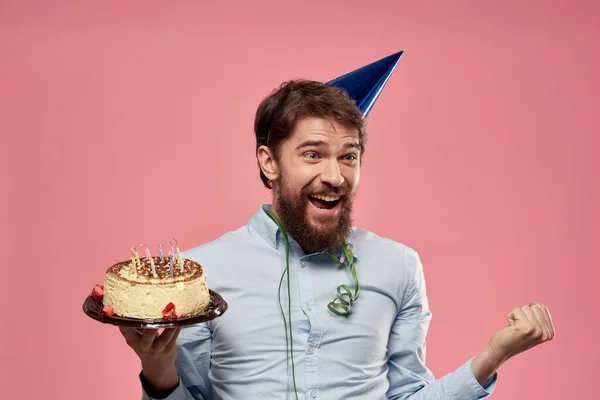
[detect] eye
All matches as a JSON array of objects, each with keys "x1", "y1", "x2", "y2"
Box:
[
  {"x1": 343, "y1": 154, "x2": 358, "y2": 161},
  {"x1": 304, "y1": 152, "x2": 319, "y2": 160}
]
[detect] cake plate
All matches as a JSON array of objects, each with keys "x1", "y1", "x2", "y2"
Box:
[{"x1": 82, "y1": 289, "x2": 228, "y2": 328}]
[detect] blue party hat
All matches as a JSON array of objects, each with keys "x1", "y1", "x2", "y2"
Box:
[{"x1": 327, "y1": 51, "x2": 404, "y2": 117}]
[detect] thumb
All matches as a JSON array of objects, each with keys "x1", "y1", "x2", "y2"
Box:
[
  {"x1": 506, "y1": 310, "x2": 516, "y2": 326},
  {"x1": 506, "y1": 307, "x2": 530, "y2": 328}
]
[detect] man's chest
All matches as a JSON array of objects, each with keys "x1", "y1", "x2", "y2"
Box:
[{"x1": 207, "y1": 255, "x2": 406, "y2": 368}]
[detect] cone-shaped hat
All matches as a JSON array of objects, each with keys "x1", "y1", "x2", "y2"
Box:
[{"x1": 327, "y1": 51, "x2": 403, "y2": 117}]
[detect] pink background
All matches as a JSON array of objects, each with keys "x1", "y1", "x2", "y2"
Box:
[{"x1": 1, "y1": 1, "x2": 598, "y2": 399}]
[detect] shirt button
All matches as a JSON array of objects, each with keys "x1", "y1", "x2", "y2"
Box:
[
  {"x1": 310, "y1": 390, "x2": 317, "y2": 398},
  {"x1": 305, "y1": 304, "x2": 312, "y2": 311},
  {"x1": 307, "y1": 347, "x2": 314, "y2": 354},
  {"x1": 301, "y1": 260, "x2": 307, "y2": 267}
]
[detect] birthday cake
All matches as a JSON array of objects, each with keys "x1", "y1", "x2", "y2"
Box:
[{"x1": 91, "y1": 243, "x2": 211, "y2": 320}]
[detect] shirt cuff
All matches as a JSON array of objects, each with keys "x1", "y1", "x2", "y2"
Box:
[
  {"x1": 448, "y1": 357, "x2": 498, "y2": 399},
  {"x1": 140, "y1": 371, "x2": 185, "y2": 400}
]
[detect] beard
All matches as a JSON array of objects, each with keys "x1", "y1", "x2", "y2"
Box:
[{"x1": 272, "y1": 174, "x2": 355, "y2": 255}]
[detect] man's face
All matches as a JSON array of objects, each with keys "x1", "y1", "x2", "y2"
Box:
[{"x1": 272, "y1": 116, "x2": 361, "y2": 254}]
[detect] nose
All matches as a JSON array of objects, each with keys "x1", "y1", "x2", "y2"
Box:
[{"x1": 319, "y1": 159, "x2": 345, "y2": 187}]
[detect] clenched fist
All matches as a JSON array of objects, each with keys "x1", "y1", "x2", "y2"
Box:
[
  {"x1": 489, "y1": 302, "x2": 555, "y2": 361},
  {"x1": 471, "y1": 302, "x2": 555, "y2": 386}
]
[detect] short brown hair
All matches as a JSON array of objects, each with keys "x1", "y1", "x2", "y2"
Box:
[{"x1": 254, "y1": 79, "x2": 367, "y2": 189}]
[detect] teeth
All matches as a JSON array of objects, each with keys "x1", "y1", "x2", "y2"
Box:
[{"x1": 310, "y1": 194, "x2": 340, "y2": 202}]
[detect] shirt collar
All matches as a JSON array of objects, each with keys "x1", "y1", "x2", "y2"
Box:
[{"x1": 249, "y1": 203, "x2": 358, "y2": 259}]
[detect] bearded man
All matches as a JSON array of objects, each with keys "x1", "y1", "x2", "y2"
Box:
[{"x1": 119, "y1": 61, "x2": 555, "y2": 400}]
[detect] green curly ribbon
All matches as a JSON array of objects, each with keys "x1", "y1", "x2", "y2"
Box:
[
  {"x1": 266, "y1": 210, "x2": 299, "y2": 400},
  {"x1": 266, "y1": 209, "x2": 361, "y2": 398},
  {"x1": 327, "y1": 243, "x2": 360, "y2": 316}
]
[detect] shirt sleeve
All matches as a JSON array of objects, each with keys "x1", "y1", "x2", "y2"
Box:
[
  {"x1": 140, "y1": 322, "x2": 214, "y2": 400},
  {"x1": 386, "y1": 247, "x2": 498, "y2": 400}
]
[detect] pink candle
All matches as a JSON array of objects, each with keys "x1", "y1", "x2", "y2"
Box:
[{"x1": 145, "y1": 247, "x2": 157, "y2": 278}]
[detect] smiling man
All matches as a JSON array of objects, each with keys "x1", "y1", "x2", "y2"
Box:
[
  {"x1": 119, "y1": 58, "x2": 555, "y2": 400},
  {"x1": 257, "y1": 115, "x2": 362, "y2": 256}
]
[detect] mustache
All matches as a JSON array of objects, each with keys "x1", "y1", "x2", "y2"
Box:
[{"x1": 301, "y1": 184, "x2": 349, "y2": 197}]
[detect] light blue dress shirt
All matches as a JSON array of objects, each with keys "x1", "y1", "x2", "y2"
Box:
[{"x1": 142, "y1": 204, "x2": 497, "y2": 399}]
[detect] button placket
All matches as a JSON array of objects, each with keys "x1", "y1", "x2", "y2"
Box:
[{"x1": 296, "y1": 257, "x2": 324, "y2": 399}]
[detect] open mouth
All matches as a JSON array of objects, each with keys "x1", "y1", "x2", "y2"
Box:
[{"x1": 308, "y1": 194, "x2": 341, "y2": 210}]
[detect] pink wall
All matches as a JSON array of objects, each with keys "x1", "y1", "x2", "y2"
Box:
[{"x1": 2, "y1": 1, "x2": 598, "y2": 399}]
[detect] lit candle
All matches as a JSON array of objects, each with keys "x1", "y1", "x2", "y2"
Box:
[
  {"x1": 178, "y1": 249, "x2": 184, "y2": 272},
  {"x1": 168, "y1": 247, "x2": 174, "y2": 276},
  {"x1": 158, "y1": 242, "x2": 165, "y2": 263},
  {"x1": 131, "y1": 246, "x2": 140, "y2": 274},
  {"x1": 172, "y1": 238, "x2": 184, "y2": 272},
  {"x1": 142, "y1": 245, "x2": 157, "y2": 278},
  {"x1": 134, "y1": 247, "x2": 141, "y2": 266}
]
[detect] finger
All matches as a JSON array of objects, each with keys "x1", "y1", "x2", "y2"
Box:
[
  {"x1": 520, "y1": 305, "x2": 540, "y2": 325},
  {"x1": 530, "y1": 302, "x2": 551, "y2": 340},
  {"x1": 529, "y1": 303, "x2": 546, "y2": 323},
  {"x1": 139, "y1": 329, "x2": 159, "y2": 350},
  {"x1": 519, "y1": 305, "x2": 544, "y2": 338},
  {"x1": 119, "y1": 327, "x2": 141, "y2": 344},
  {"x1": 153, "y1": 327, "x2": 182, "y2": 352},
  {"x1": 547, "y1": 307, "x2": 556, "y2": 339},
  {"x1": 165, "y1": 327, "x2": 183, "y2": 351},
  {"x1": 536, "y1": 303, "x2": 556, "y2": 340}
]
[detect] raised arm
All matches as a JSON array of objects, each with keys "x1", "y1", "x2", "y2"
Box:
[{"x1": 385, "y1": 248, "x2": 497, "y2": 399}]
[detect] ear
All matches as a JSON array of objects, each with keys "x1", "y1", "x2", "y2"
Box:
[{"x1": 257, "y1": 145, "x2": 279, "y2": 182}]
